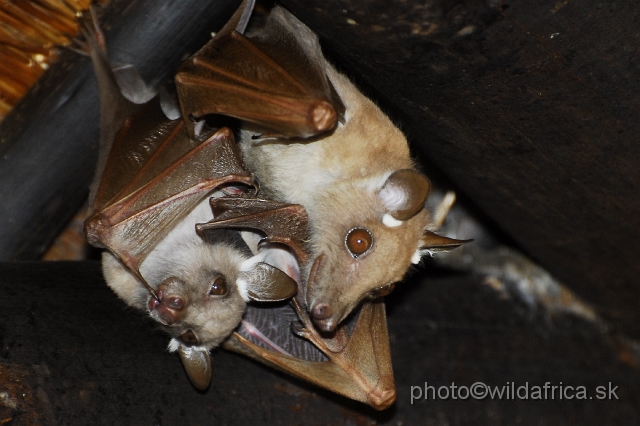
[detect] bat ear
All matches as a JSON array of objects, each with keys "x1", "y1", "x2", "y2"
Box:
[
  {"x1": 237, "y1": 262, "x2": 297, "y2": 302},
  {"x1": 177, "y1": 344, "x2": 212, "y2": 390},
  {"x1": 378, "y1": 169, "x2": 431, "y2": 225},
  {"x1": 421, "y1": 230, "x2": 473, "y2": 252}
]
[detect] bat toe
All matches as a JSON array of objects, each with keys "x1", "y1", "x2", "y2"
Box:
[{"x1": 308, "y1": 100, "x2": 337, "y2": 133}]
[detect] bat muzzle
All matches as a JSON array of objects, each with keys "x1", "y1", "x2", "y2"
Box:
[
  {"x1": 150, "y1": 280, "x2": 187, "y2": 325},
  {"x1": 306, "y1": 254, "x2": 339, "y2": 332},
  {"x1": 310, "y1": 303, "x2": 345, "y2": 333}
]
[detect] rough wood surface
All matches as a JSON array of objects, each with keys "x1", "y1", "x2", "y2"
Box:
[
  {"x1": 0, "y1": 262, "x2": 637, "y2": 424},
  {"x1": 278, "y1": 0, "x2": 640, "y2": 339}
]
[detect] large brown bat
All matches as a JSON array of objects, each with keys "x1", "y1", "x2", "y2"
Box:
[
  {"x1": 199, "y1": 196, "x2": 397, "y2": 409},
  {"x1": 175, "y1": 4, "x2": 470, "y2": 333},
  {"x1": 78, "y1": 10, "x2": 297, "y2": 390},
  {"x1": 79, "y1": 2, "x2": 459, "y2": 409},
  {"x1": 160, "y1": 2, "x2": 397, "y2": 408}
]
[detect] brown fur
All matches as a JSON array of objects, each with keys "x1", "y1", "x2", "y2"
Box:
[{"x1": 241, "y1": 60, "x2": 432, "y2": 330}]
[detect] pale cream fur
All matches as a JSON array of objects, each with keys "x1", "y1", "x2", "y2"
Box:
[
  {"x1": 101, "y1": 197, "x2": 296, "y2": 351},
  {"x1": 102, "y1": 237, "x2": 249, "y2": 351}
]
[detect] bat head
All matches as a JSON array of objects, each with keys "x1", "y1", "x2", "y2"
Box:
[
  {"x1": 102, "y1": 232, "x2": 297, "y2": 390},
  {"x1": 304, "y1": 169, "x2": 432, "y2": 332},
  {"x1": 151, "y1": 240, "x2": 296, "y2": 390},
  {"x1": 149, "y1": 242, "x2": 248, "y2": 391},
  {"x1": 147, "y1": 243, "x2": 248, "y2": 349}
]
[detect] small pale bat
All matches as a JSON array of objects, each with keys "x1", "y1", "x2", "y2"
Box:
[
  {"x1": 78, "y1": 10, "x2": 297, "y2": 390},
  {"x1": 175, "y1": 4, "x2": 471, "y2": 333}
]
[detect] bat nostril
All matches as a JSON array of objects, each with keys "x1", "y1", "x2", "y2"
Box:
[
  {"x1": 311, "y1": 303, "x2": 332, "y2": 320},
  {"x1": 148, "y1": 297, "x2": 159, "y2": 311}
]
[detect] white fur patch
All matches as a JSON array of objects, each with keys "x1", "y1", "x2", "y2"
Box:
[
  {"x1": 237, "y1": 254, "x2": 269, "y2": 301},
  {"x1": 240, "y1": 255, "x2": 263, "y2": 272},
  {"x1": 423, "y1": 249, "x2": 437, "y2": 258},
  {"x1": 174, "y1": 344, "x2": 208, "y2": 358},
  {"x1": 411, "y1": 249, "x2": 423, "y2": 265},
  {"x1": 412, "y1": 248, "x2": 440, "y2": 265},
  {"x1": 261, "y1": 245, "x2": 301, "y2": 284},
  {"x1": 240, "y1": 231, "x2": 262, "y2": 255},
  {"x1": 382, "y1": 213, "x2": 403, "y2": 228},
  {"x1": 364, "y1": 172, "x2": 394, "y2": 194},
  {"x1": 167, "y1": 338, "x2": 180, "y2": 353},
  {"x1": 378, "y1": 181, "x2": 408, "y2": 212},
  {"x1": 193, "y1": 119, "x2": 205, "y2": 137},
  {"x1": 235, "y1": 278, "x2": 250, "y2": 302}
]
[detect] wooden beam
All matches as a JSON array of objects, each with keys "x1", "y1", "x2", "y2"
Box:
[{"x1": 0, "y1": 261, "x2": 637, "y2": 423}]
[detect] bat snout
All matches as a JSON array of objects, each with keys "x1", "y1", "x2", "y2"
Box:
[
  {"x1": 156, "y1": 306, "x2": 178, "y2": 325},
  {"x1": 150, "y1": 286, "x2": 187, "y2": 325},
  {"x1": 310, "y1": 302, "x2": 345, "y2": 333},
  {"x1": 311, "y1": 303, "x2": 331, "y2": 320},
  {"x1": 164, "y1": 295, "x2": 185, "y2": 310}
]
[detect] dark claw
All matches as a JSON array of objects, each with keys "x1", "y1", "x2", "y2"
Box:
[
  {"x1": 290, "y1": 322, "x2": 307, "y2": 338},
  {"x1": 257, "y1": 237, "x2": 269, "y2": 249}
]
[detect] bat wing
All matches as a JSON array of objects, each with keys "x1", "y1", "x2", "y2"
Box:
[
  {"x1": 197, "y1": 197, "x2": 310, "y2": 264},
  {"x1": 175, "y1": 5, "x2": 345, "y2": 140},
  {"x1": 200, "y1": 197, "x2": 395, "y2": 409},
  {"x1": 225, "y1": 299, "x2": 396, "y2": 410},
  {"x1": 82, "y1": 13, "x2": 256, "y2": 290},
  {"x1": 78, "y1": 10, "x2": 139, "y2": 208},
  {"x1": 86, "y1": 119, "x2": 256, "y2": 276}
]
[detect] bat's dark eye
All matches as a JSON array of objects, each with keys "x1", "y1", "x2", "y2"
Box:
[
  {"x1": 209, "y1": 276, "x2": 228, "y2": 296},
  {"x1": 370, "y1": 283, "x2": 396, "y2": 298},
  {"x1": 179, "y1": 329, "x2": 200, "y2": 346},
  {"x1": 345, "y1": 228, "x2": 373, "y2": 258}
]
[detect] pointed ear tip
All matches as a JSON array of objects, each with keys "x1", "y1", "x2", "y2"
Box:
[
  {"x1": 445, "y1": 238, "x2": 473, "y2": 249},
  {"x1": 445, "y1": 238, "x2": 474, "y2": 247},
  {"x1": 457, "y1": 238, "x2": 474, "y2": 245},
  {"x1": 420, "y1": 232, "x2": 474, "y2": 250}
]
